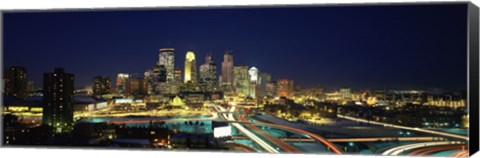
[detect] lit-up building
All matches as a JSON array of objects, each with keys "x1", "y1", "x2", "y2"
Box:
[
  {"x1": 266, "y1": 81, "x2": 277, "y2": 98},
  {"x1": 277, "y1": 79, "x2": 294, "y2": 98},
  {"x1": 144, "y1": 48, "x2": 175, "y2": 95},
  {"x1": 248, "y1": 67, "x2": 260, "y2": 98},
  {"x1": 127, "y1": 76, "x2": 148, "y2": 97},
  {"x1": 221, "y1": 51, "x2": 234, "y2": 92},
  {"x1": 259, "y1": 73, "x2": 271, "y2": 97},
  {"x1": 4, "y1": 66, "x2": 28, "y2": 99},
  {"x1": 233, "y1": 65, "x2": 249, "y2": 97},
  {"x1": 184, "y1": 51, "x2": 198, "y2": 83},
  {"x1": 339, "y1": 87, "x2": 352, "y2": 100},
  {"x1": 158, "y1": 48, "x2": 175, "y2": 82},
  {"x1": 42, "y1": 68, "x2": 74, "y2": 133},
  {"x1": 116, "y1": 73, "x2": 130, "y2": 95},
  {"x1": 92, "y1": 76, "x2": 111, "y2": 96},
  {"x1": 199, "y1": 53, "x2": 217, "y2": 91},
  {"x1": 174, "y1": 67, "x2": 182, "y2": 83}
]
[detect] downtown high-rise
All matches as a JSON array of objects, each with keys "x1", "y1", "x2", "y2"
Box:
[
  {"x1": 92, "y1": 76, "x2": 112, "y2": 96},
  {"x1": 4, "y1": 66, "x2": 28, "y2": 99},
  {"x1": 42, "y1": 68, "x2": 74, "y2": 133},
  {"x1": 199, "y1": 53, "x2": 217, "y2": 91},
  {"x1": 116, "y1": 73, "x2": 130, "y2": 95},
  {"x1": 184, "y1": 51, "x2": 198, "y2": 83},
  {"x1": 233, "y1": 65, "x2": 249, "y2": 97},
  {"x1": 221, "y1": 51, "x2": 234, "y2": 93},
  {"x1": 158, "y1": 48, "x2": 175, "y2": 82}
]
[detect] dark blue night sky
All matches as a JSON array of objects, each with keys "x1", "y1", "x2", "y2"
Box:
[{"x1": 3, "y1": 4, "x2": 468, "y2": 91}]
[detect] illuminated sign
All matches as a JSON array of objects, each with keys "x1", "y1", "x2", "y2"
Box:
[
  {"x1": 114, "y1": 98, "x2": 133, "y2": 104},
  {"x1": 213, "y1": 126, "x2": 232, "y2": 138}
]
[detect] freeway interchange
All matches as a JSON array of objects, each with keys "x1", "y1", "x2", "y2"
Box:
[{"x1": 70, "y1": 102, "x2": 469, "y2": 156}]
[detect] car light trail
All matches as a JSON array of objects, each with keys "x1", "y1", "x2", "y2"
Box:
[
  {"x1": 382, "y1": 141, "x2": 461, "y2": 155},
  {"x1": 338, "y1": 114, "x2": 468, "y2": 140},
  {"x1": 216, "y1": 105, "x2": 279, "y2": 153}
]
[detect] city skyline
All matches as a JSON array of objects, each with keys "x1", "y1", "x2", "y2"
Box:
[
  {"x1": 2, "y1": 3, "x2": 474, "y2": 156},
  {"x1": 4, "y1": 4, "x2": 467, "y2": 90}
]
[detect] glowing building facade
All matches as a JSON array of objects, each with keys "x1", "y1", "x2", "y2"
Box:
[
  {"x1": 174, "y1": 68, "x2": 182, "y2": 82},
  {"x1": 116, "y1": 73, "x2": 130, "y2": 95},
  {"x1": 221, "y1": 51, "x2": 234, "y2": 92},
  {"x1": 145, "y1": 48, "x2": 179, "y2": 95},
  {"x1": 266, "y1": 81, "x2": 277, "y2": 98},
  {"x1": 42, "y1": 68, "x2": 74, "y2": 133},
  {"x1": 92, "y1": 76, "x2": 112, "y2": 96},
  {"x1": 184, "y1": 51, "x2": 197, "y2": 83},
  {"x1": 233, "y1": 65, "x2": 249, "y2": 97},
  {"x1": 277, "y1": 79, "x2": 294, "y2": 98},
  {"x1": 339, "y1": 87, "x2": 352, "y2": 100},
  {"x1": 126, "y1": 75, "x2": 148, "y2": 97},
  {"x1": 158, "y1": 48, "x2": 175, "y2": 82},
  {"x1": 199, "y1": 53, "x2": 217, "y2": 91},
  {"x1": 248, "y1": 67, "x2": 260, "y2": 98},
  {"x1": 259, "y1": 73, "x2": 271, "y2": 97}
]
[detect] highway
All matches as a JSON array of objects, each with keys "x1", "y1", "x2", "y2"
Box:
[
  {"x1": 381, "y1": 141, "x2": 464, "y2": 155},
  {"x1": 235, "y1": 111, "x2": 301, "y2": 152},
  {"x1": 338, "y1": 114, "x2": 469, "y2": 140},
  {"x1": 407, "y1": 144, "x2": 465, "y2": 156},
  {"x1": 216, "y1": 105, "x2": 280, "y2": 153}
]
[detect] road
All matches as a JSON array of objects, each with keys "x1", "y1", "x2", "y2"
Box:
[
  {"x1": 338, "y1": 114, "x2": 469, "y2": 140},
  {"x1": 235, "y1": 110, "x2": 302, "y2": 152},
  {"x1": 219, "y1": 105, "x2": 280, "y2": 153},
  {"x1": 381, "y1": 141, "x2": 464, "y2": 155}
]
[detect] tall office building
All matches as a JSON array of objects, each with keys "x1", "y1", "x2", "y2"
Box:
[
  {"x1": 158, "y1": 48, "x2": 175, "y2": 82},
  {"x1": 233, "y1": 65, "x2": 249, "y2": 97},
  {"x1": 26, "y1": 80, "x2": 35, "y2": 96},
  {"x1": 174, "y1": 67, "x2": 182, "y2": 83},
  {"x1": 199, "y1": 53, "x2": 217, "y2": 91},
  {"x1": 277, "y1": 79, "x2": 294, "y2": 98},
  {"x1": 184, "y1": 51, "x2": 197, "y2": 83},
  {"x1": 339, "y1": 87, "x2": 352, "y2": 100},
  {"x1": 127, "y1": 75, "x2": 147, "y2": 97},
  {"x1": 221, "y1": 51, "x2": 234, "y2": 87},
  {"x1": 116, "y1": 73, "x2": 130, "y2": 95},
  {"x1": 259, "y1": 73, "x2": 271, "y2": 97},
  {"x1": 266, "y1": 81, "x2": 277, "y2": 98},
  {"x1": 92, "y1": 76, "x2": 112, "y2": 96},
  {"x1": 248, "y1": 67, "x2": 260, "y2": 98},
  {"x1": 42, "y1": 68, "x2": 74, "y2": 133},
  {"x1": 4, "y1": 66, "x2": 28, "y2": 99}
]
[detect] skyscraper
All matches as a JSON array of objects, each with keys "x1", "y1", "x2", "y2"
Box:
[
  {"x1": 184, "y1": 51, "x2": 197, "y2": 83},
  {"x1": 259, "y1": 72, "x2": 271, "y2": 97},
  {"x1": 42, "y1": 68, "x2": 74, "y2": 133},
  {"x1": 26, "y1": 80, "x2": 35, "y2": 96},
  {"x1": 199, "y1": 53, "x2": 217, "y2": 91},
  {"x1": 92, "y1": 76, "x2": 112, "y2": 96},
  {"x1": 248, "y1": 67, "x2": 260, "y2": 98},
  {"x1": 266, "y1": 81, "x2": 277, "y2": 98},
  {"x1": 233, "y1": 65, "x2": 249, "y2": 97},
  {"x1": 277, "y1": 79, "x2": 294, "y2": 98},
  {"x1": 116, "y1": 73, "x2": 130, "y2": 95},
  {"x1": 127, "y1": 75, "x2": 147, "y2": 97},
  {"x1": 174, "y1": 67, "x2": 182, "y2": 83},
  {"x1": 158, "y1": 48, "x2": 175, "y2": 82},
  {"x1": 221, "y1": 51, "x2": 234, "y2": 92},
  {"x1": 4, "y1": 66, "x2": 28, "y2": 99}
]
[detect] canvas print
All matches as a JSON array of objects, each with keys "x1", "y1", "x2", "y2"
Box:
[{"x1": 1, "y1": 3, "x2": 476, "y2": 157}]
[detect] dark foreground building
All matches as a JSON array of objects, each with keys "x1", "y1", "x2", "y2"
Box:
[{"x1": 43, "y1": 68, "x2": 75, "y2": 133}]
